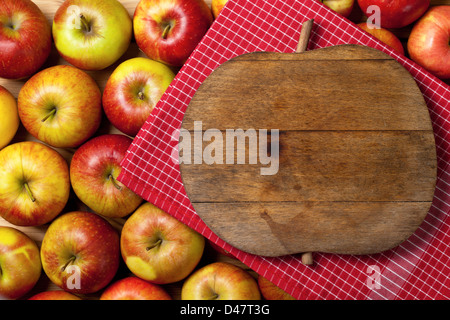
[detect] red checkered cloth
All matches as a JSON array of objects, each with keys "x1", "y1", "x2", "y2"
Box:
[{"x1": 118, "y1": 0, "x2": 450, "y2": 299}]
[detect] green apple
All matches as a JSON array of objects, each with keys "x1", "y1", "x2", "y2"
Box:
[
  {"x1": 0, "y1": 226, "x2": 41, "y2": 300},
  {"x1": 52, "y1": 0, "x2": 132, "y2": 70},
  {"x1": 0, "y1": 141, "x2": 70, "y2": 226}
]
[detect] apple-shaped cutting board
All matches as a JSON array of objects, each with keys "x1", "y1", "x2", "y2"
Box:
[{"x1": 179, "y1": 20, "x2": 437, "y2": 261}]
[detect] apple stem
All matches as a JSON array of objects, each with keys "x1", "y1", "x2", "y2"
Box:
[
  {"x1": 138, "y1": 91, "x2": 145, "y2": 101},
  {"x1": 23, "y1": 182, "x2": 36, "y2": 202},
  {"x1": 301, "y1": 252, "x2": 313, "y2": 265},
  {"x1": 79, "y1": 14, "x2": 91, "y2": 33},
  {"x1": 41, "y1": 108, "x2": 56, "y2": 122},
  {"x1": 109, "y1": 174, "x2": 122, "y2": 191},
  {"x1": 296, "y1": 18, "x2": 314, "y2": 53},
  {"x1": 61, "y1": 256, "x2": 76, "y2": 272},
  {"x1": 161, "y1": 24, "x2": 171, "y2": 40},
  {"x1": 146, "y1": 239, "x2": 162, "y2": 251}
]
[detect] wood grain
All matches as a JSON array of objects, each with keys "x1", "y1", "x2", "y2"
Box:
[
  {"x1": 181, "y1": 46, "x2": 432, "y2": 131},
  {"x1": 181, "y1": 130, "x2": 436, "y2": 203},
  {"x1": 192, "y1": 201, "x2": 432, "y2": 256},
  {"x1": 180, "y1": 44, "x2": 437, "y2": 257}
]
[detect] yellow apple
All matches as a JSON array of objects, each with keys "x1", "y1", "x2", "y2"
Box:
[
  {"x1": 211, "y1": 0, "x2": 228, "y2": 19},
  {"x1": 0, "y1": 141, "x2": 70, "y2": 226},
  {"x1": 321, "y1": 0, "x2": 355, "y2": 18},
  {"x1": 181, "y1": 262, "x2": 261, "y2": 300},
  {"x1": 0, "y1": 86, "x2": 19, "y2": 150},
  {"x1": 0, "y1": 226, "x2": 41, "y2": 300},
  {"x1": 120, "y1": 202, "x2": 205, "y2": 284}
]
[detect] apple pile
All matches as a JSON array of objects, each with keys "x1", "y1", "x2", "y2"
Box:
[
  {"x1": 320, "y1": 0, "x2": 450, "y2": 80},
  {"x1": 0, "y1": 0, "x2": 295, "y2": 301},
  {"x1": 216, "y1": 1, "x2": 450, "y2": 80}
]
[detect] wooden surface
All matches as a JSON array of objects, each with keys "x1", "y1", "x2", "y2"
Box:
[
  {"x1": 180, "y1": 44, "x2": 437, "y2": 257},
  {"x1": 0, "y1": 0, "x2": 447, "y2": 300}
]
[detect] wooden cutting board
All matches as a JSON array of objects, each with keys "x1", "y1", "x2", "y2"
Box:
[{"x1": 179, "y1": 23, "x2": 437, "y2": 259}]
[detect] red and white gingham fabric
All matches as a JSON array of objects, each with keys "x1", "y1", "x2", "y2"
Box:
[{"x1": 118, "y1": 0, "x2": 450, "y2": 299}]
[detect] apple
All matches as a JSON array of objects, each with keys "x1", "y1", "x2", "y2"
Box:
[
  {"x1": 0, "y1": 141, "x2": 70, "y2": 226},
  {"x1": 40, "y1": 211, "x2": 120, "y2": 294},
  {"x1": 100, "y1": 276, "x2": 172, "y2": 300},
  {"x1": 52, "y1": 0, "x2": 132, "y2": 71},
  {"x1": 407, "y1": 6, "x2": 450, "y2": 80},
  {"x1": 357, "y1": 22, "x2": 405, "y2": 55},
  {"x1": 0, "y1": 226, "x2": 41, "y2": 300},
  {"x1": 120, "y1": 202, "x2": 205, "y2": 284},
  {"x1": 0, "y1": 86, "x2": 19, "y2": 149},
  {"x1": 181, "y1": 262, "x2": 261, "y2": 300},
  {"x1": 28, "y1": 290, "x2": 82, "y2": 300},
  {"x1": 211, "y1": 0, "x2": 228, "y2": 19},
  {"x1": 17, "y1": 65, "x2": 102, "y2": 149},
  {"x1": 102, "y1": 57, "x2": 175, "y2": 136},
  {"x1": 133, "y1": 0, "x2": 213, "y2": 67},
  {"x1": 321, "y1": 0, "x2": 355, "y2": 18},
  {"x1": 0, "y1": 0, "x2": 51, "y2": 80},
  {"x1": 70, "y1": 134, "x2": 143, "y2": 218},
  {"x1": 257, "y1": 275, "x2": 296, "y2": 300},
  {"x1": 357, "y1": 0, "x2": 429, "y2": 28}
]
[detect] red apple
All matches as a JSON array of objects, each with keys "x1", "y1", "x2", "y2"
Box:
[
  {"x1": 102, "y1": 57, "x2": 175, "y2": 136},
  {"x1": 52, "y1": 0, "x2": 132, "y2": 71},
  {"x1": 358, "y1": 22, "x2": 405, "y2": 55},
  {"x1": 100, "y1": 276, "x2": 172, "y2": 300},
  {"x1": 181, "y1": 262, "x2": 261, "y2": 300},
  {"x1": 70, "y1": 134, "x2": 143, "y2": 218},
  {"x1": 17, "y1": 65, "x2": 102, "y2": 148},
  {"x1": 40, "y1": 211, "x2": 120, "y2": 294},
  {"x1": 407, "y1": 5, "x2": 450, "y2": 80},
  {"x1": 211, "y1": 0, "x2": 228, "y2": 19},
  {"x1": 120, "y1": 202, "x2": 205, "y2": 284},
  {"x1": 28, "y1": 290, "x2": 82, "y2": 300},
  {"x1": 133, "y1": 0, "x2": 213, "y2": 66},
  {"x1": 0, "y1": 141, "x2": 70, "y2": 226},
  {"x1": 321, "y1": 0, "x2": 355, "y2": 18},
  {"x1": 0, "y1": 226, "x2": 41, "y2": 300},
  {"x1": 357, "y1": 0, "x2": 429, "y2": 28},
  {"x1": 0, "y1": 0, "x2": 51, "y2": 79},
  {"x1": 257, "y1": 275, "x2": 296, "y2": 300}
]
